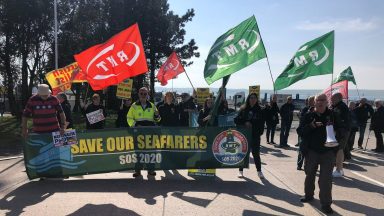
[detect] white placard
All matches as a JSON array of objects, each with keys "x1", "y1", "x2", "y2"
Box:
[{"x1": 86, "y1": 109, "x2": 105, "y2": 125}]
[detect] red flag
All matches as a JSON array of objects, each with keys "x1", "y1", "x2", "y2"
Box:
[
  {"x1": 74, "y1": 23, "x2": 148, "y2": 90},
  {"x1": 322, "y1": 80, "x2": 348, "y2": 100},
  {"x1": 156, "y1": 52, "x2": 185, "y2": 86}
]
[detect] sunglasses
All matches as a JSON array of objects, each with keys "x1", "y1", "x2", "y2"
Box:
[{"x1": 140, "y1": 93, "x2": 148, "y2": 96}]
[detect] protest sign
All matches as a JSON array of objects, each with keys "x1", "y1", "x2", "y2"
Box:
[
  {"x1": 86, "y1": 109, "x2": 105, "y2": 125},
  {"x1": 116, "y1": 79, "x2": 133, "y2": 99},
  {"x1": 196, "y1": 88, "x2": 210, "y2": 105},
  {"x1": 249, "y1": 85, "x2": 260, "y2": 99},
  {"x1": 52, "y1": 129, "x2": 78, "y2": 147},
  {"x1": 188, "y1": 169, "x2": 216, "y2": 177}
]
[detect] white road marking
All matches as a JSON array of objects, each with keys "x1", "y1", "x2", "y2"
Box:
[
  {"x1": 350, "y1": 171, "x2": 384, "y2": 188},
  {"x1": 352, "y1": 152, "x2": 384, "y2": 162},
  {"x1": 0, "y1": 156, "x2": 23, "y2": 161}
]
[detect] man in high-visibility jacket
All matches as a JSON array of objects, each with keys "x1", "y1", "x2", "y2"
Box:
[{"x1": 127, "y1": 87, "x2": 161, "y2": 177}]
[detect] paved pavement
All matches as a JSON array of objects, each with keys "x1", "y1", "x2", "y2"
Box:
[{"x1": 0, "y1": 124, "x2": 383, "y2": 216}]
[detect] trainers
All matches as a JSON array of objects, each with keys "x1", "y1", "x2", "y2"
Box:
[
  {"x1": 133, "y1": 171, "x2": 141, "y2": 178},
  {"x1": 148, "y1": 171, "x2": 156, "y2": 176},
  {"x1": 332, "y1": 170, "x2": 343, "y2": 178},
  {"x1": 321, "y1": 205, "x2": 334, "y2": 214},
  {"x1": 257, "y1": 171, "x2": 264, "y2": 179},
  {"x1": 237, "y1": 171, "x2": 244, "y2": 178}
]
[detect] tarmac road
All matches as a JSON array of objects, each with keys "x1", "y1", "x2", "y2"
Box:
[{"x1": 0, "y1": 125, "x2": 383, "y2": 216}]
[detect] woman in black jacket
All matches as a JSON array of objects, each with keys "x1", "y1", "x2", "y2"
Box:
[
  {"x1": 198, "y1": 97, "x2": 213, "y2": 127},
  {"x1": 234, "y1": 93, "x2": 266, "y2": 178},
  {"x1": 265, "y1": 95, "x2": 279, "y2": 144}
]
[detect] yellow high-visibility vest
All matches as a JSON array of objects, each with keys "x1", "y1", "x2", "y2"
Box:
[{"x1": 127, "y1": 101, "x2": 161, "y2": 127}]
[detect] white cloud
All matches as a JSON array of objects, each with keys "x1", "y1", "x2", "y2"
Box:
[{"x1": 296, "y1": 18, "x2": 380, "y2": 32}]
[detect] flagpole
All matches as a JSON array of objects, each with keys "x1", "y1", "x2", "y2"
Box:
[
  {"x1": 184, "y1": 71, "x2": 196, "y2": 93},
  {"x1": 330, "y1": 72, "x2": 334, "y2": 99},
  {"x1": 257, "y1": 24, "x2": 276, "y2": 94},
  {"x1": 54, "y1": 0, "x2": 58, "y2": 69},
  {"x1": 355, "y1": 84, "x2": 361, "y2": 99},
  {"x1": 265, "y1": 56, "x2": 276, "y2": 94}
]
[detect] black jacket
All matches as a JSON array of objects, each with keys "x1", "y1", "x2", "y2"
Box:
[
  {"x1": 83, "y1": 104, "x2": 106, "y2": 129},
  {"x1": 234, "y1": 104, "x2": 265, "y2": 137},
  {"x1": 198, "y1": 108, "x2": 212, "y2": 127},
  {"x1": 280, "y1": 103, "x2": 295, "y2": 122},
  {"x1": 158, "y1": 103, "x2": 179, "y2": 126},
  {"x1": 218, "y1": 102, "x2": 235, "y2": 115},
  {"x1": 349, "y1": 108, "x2": 359, "y2": 132},
  {"x1": 331, "y1": 101, "x2": 351, "y2": 133},
  {"x1": 178, "y1": 97, "x2": 196, "y2": 126},
  {"x1": 265, "y1": 102, "x2": 279, "y2": 126},
  {"x1": 370, "y1": 106, "x2": 384, "y2": 132},
  {"x1": 355, "y1": 103, "x2": 374, "y2": 125},
  {"x1": 298, "y1": 108, "x2": 338, "y2": 154},
  {"x1": 115, "y1": 105, "x2": 130, "y2": 128},
  {"x1": 60, "y1": 101, "x2": 73, "y2": 129}
]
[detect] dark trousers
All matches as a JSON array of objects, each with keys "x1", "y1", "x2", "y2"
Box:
[
  {"x1": 280, "y1": 120, "x2": 292, "y2": 146},
  {"x1": 304, "y1": 150, "x2": 335, "y2": 206},
  {"x1": 297, "y1": 136, "x2": 304, "y2": 168},
  {"x1": 240, "y1": 136, "x2": 261, "y2": 172},
  {"x1": 358, "y1": 124, "x2": 367, "y2": 146},
  {"x1": 374, "y1": 130, "x2": 384, "y2": 150},
  {"x1": 346, "y1": 131, "x2": 356, "y2": 158},
  {"x1": 266, "y1": 124, "x2": 276, "y2": 142}
]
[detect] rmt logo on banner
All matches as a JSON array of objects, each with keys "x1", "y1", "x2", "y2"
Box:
[
  {"x1": 93, "y1": 43, "x2": 139, "y2": 73},
  {"x1": 294, "y1": 44, "x2": 329, "y2": 68},
  {"x1": 210, "y1": 32, "x2": 260, "y2": 61}
]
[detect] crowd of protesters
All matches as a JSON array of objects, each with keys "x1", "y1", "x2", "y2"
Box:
[
  {"x1": 22, "y1": 84, "x2": 384, "y2": 214},
  {"x1": 22, "y1": 85, "x2": 384, "y2": 156}
]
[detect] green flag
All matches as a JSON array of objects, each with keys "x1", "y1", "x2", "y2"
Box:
[
  {"x1": 204, "y1": 16, "x2": 267, "y2": 85},
  {"x1": 274, "y1": 31, "x2": 334, "y2": 90},
  {"x1": 333, "y1": 66, "x2": 356, "y2": 85}
]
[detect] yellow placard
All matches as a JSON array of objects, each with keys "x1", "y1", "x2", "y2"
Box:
[
  {"x1": 249, "y1": 85, "x2": 260, "y2": 99},
  {"x1": 196, "y1": 88, "x2": 210, "y2": 105},
  {"x1": 45, "y1": 62, "x2": 87, "y2": 92},
  {"x1": 188, "y1": 169, "x2": 216, "y2": 177},
  {"x1": 116, "y1": 79, "x2": 133, "y2": 99}
]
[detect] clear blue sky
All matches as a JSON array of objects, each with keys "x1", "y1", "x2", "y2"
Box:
[{"x1": 156, "y1": 0, "x2": 384, "y2": 90}]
